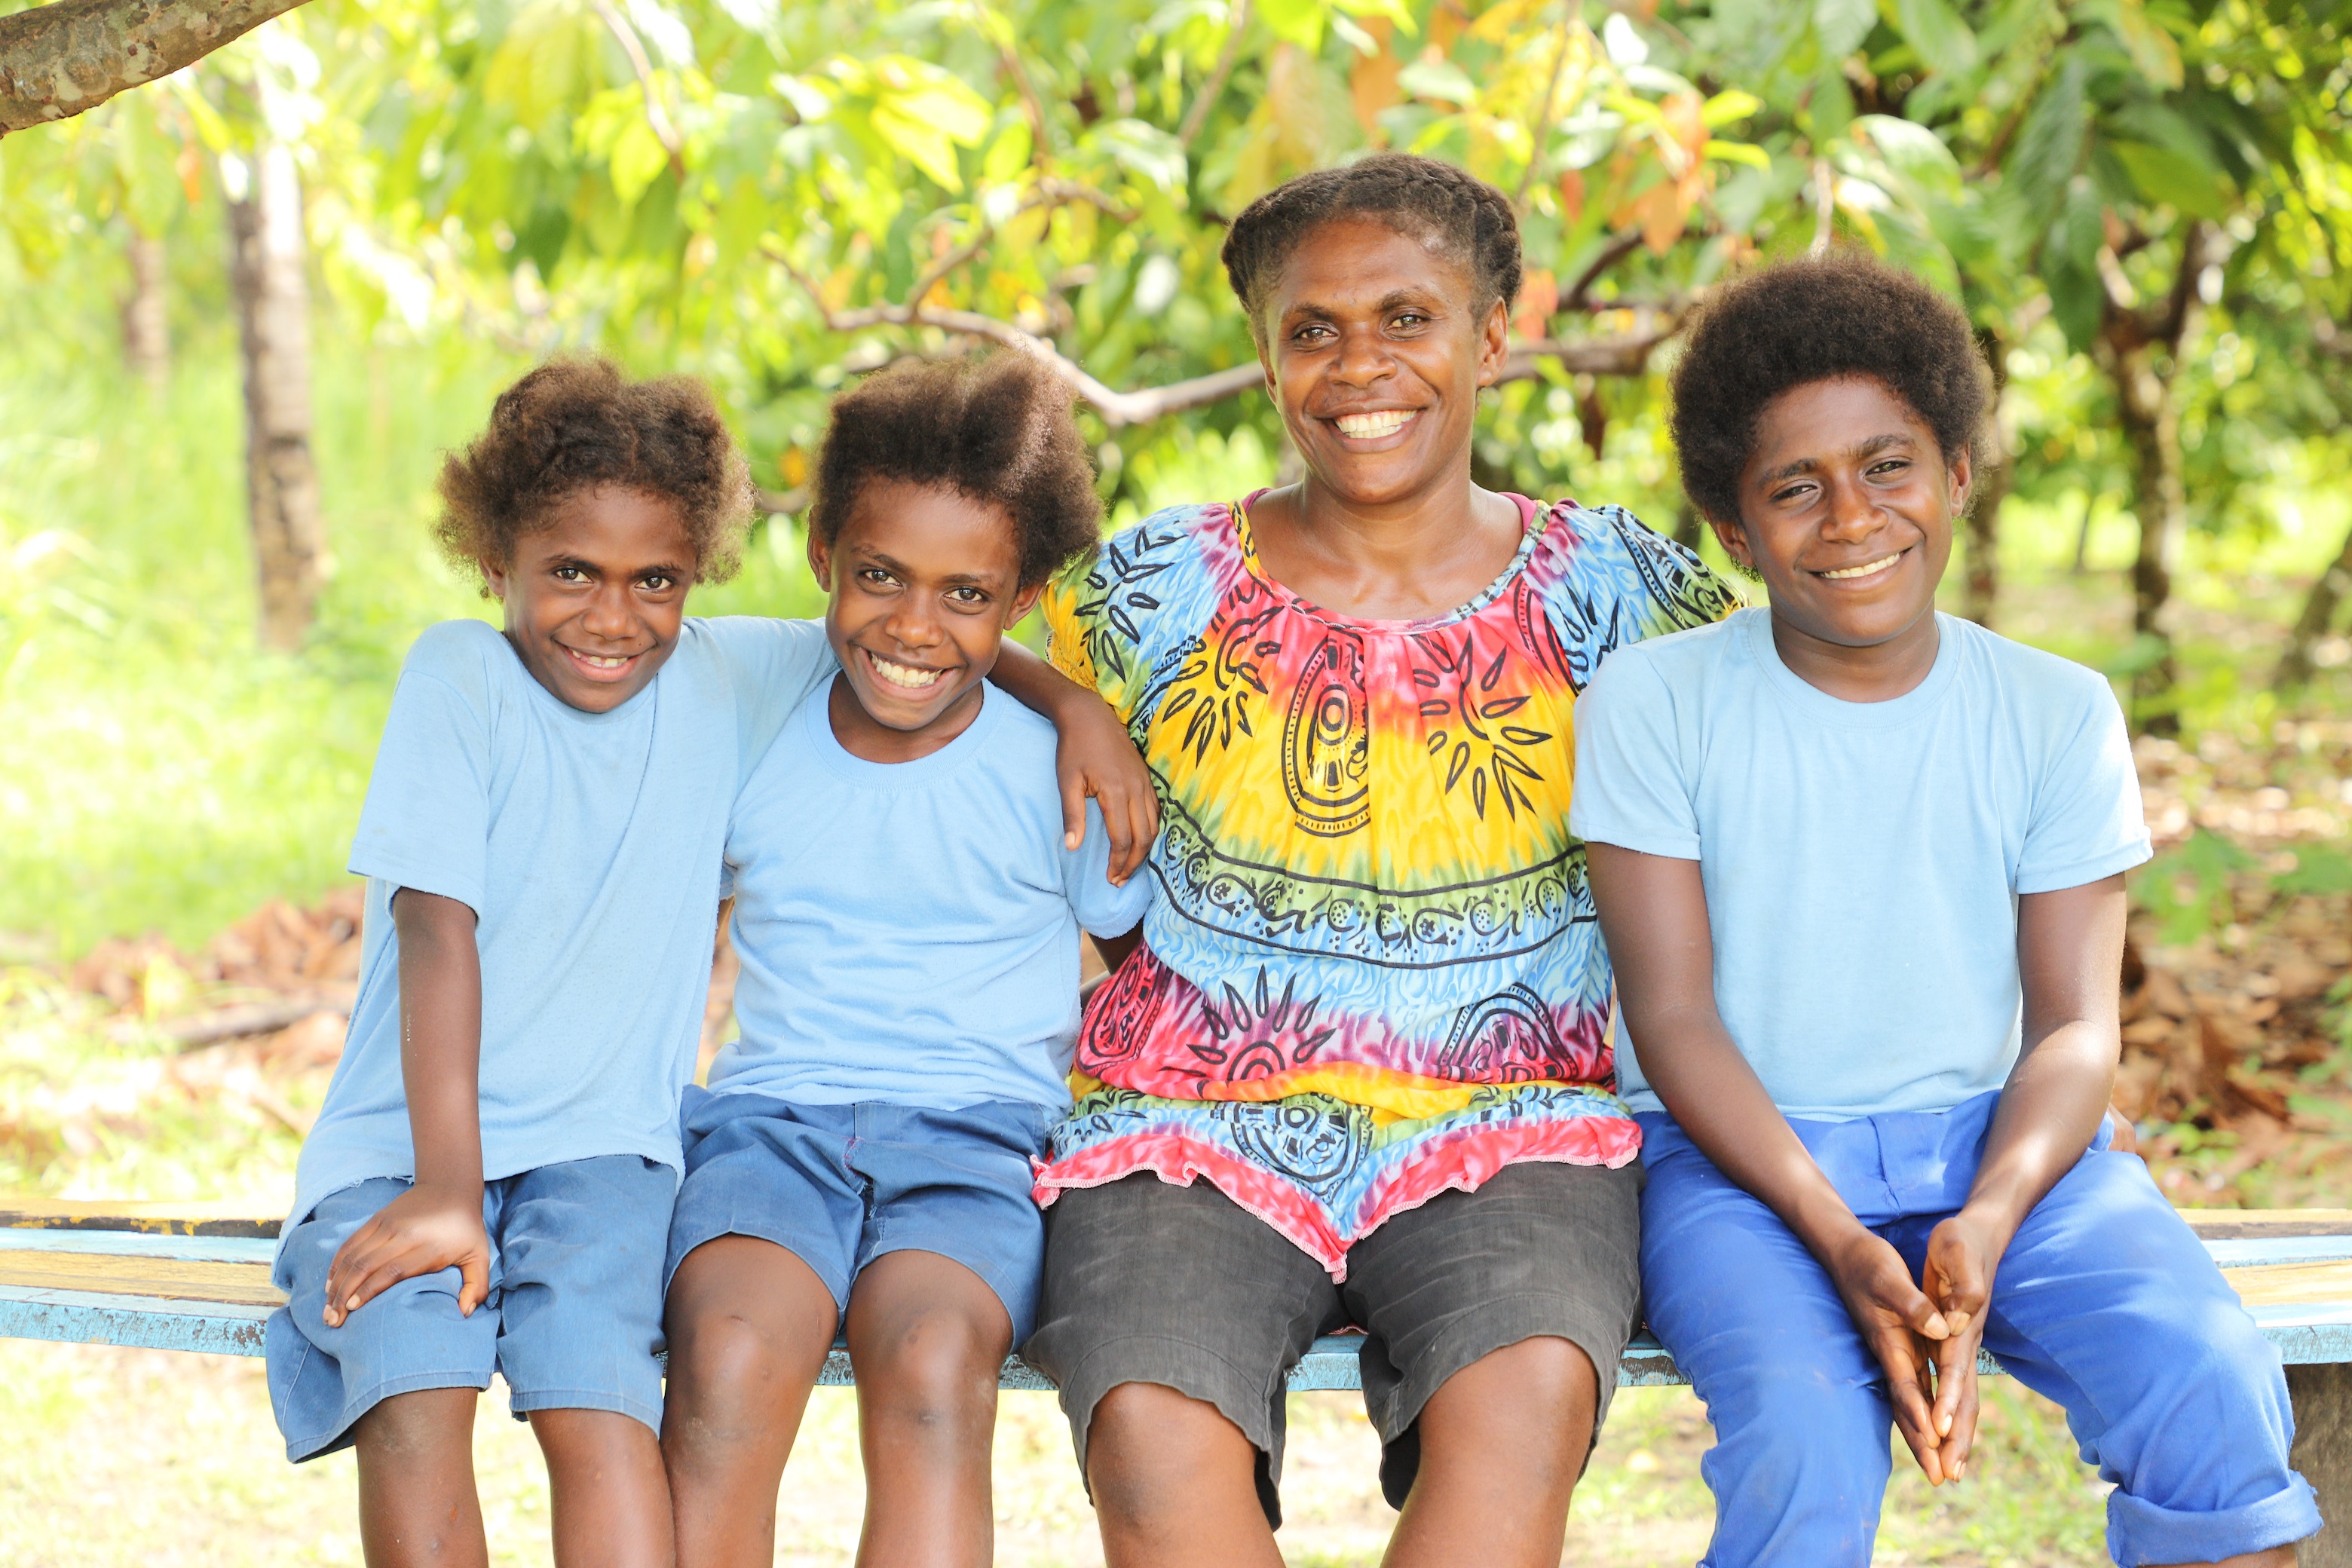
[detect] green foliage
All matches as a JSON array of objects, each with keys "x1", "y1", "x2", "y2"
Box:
[{"x1": 2132, "y1": 827, "x2": 2259, "y2": 945}]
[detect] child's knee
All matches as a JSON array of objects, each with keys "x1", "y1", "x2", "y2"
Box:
[
  {"x1": 670, "y1": 1304, "x2": 825, "y2": 1406},
  {"x1": 855, "y1": 1303, "x2": 1009, "y2": 1416},
  {"x1": 354, "y1": 1386, "x2": 479, "y2": 1461}
]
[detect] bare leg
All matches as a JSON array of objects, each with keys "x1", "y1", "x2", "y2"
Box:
[
  {"x1": 531, "y1": 1407, "x2": 675, "y2": 1568},
  {"x1": 1086, "y1": 1382, "x2": 1282, "y2": 1568},
  {"x1": 354, "y1": 1386, "x2": 487, "y2": 1568},
  {"x1": 660, "y1": 1235, "x2": 839, "y2": 1568},
  {"x1": 841, "y1": 1251, "x2": 1013, "y2": 1568},
  {"x1": 1383, "y1": 1336, "x2": 1598, "y2": 1568}
]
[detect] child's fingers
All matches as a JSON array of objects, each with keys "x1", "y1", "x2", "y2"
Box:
[
  {"x1": 323, "y1": 1223, "x2": 389, "y2": 1322},
  {"x1": 1058, "y1": 767, "x2": 1090, "y2": 853},
  {"x1": 456, "y1": 1251, "x2": 491, "y2": 1317},
  {"x1": 1936, "y1": 1352, "x2": 1982, "y2": 1481}
]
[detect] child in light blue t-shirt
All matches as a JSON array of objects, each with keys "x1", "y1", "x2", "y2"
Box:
[
  {"x1": 659, "y1": 353, "x2": 1151, "y2": 1565},
  {"x1": 266, "y1": 360, "x2": 1155, "y2": 1567},
  {"x1": 1573, "y1": 258, "x2": 2316, "y2": 1568}
]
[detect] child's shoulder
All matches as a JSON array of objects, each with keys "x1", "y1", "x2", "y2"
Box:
[
  {"x1": 1942, "y1": 614, "x2": 2119, "y2": 721},
  {"x1": 398, "y1": 617, "x2": 513, "y2": 694},
  {"x1": 1587, "y1": 605, "x2": 1755, "y2": 694}
]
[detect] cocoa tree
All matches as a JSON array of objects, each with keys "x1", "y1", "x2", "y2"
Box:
[{"x1": 0, "y1": 0, "x2": 312, "y2": 137}]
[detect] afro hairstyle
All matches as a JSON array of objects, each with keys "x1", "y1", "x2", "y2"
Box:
[
  {"x1": 1221, "y1": 152, "x2": 1523, "y2": 338},
  {"x1": 434, "y1": 356, "x2": 752, "y2": 592},
  {"x1": 1670, "y1": 252, "x2": 1992, "y2": 528},
  {"x1": 807, "y1": 351, "x2": 1101, "y2": 590}
]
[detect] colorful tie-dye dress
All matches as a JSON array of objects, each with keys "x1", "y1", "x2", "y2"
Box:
[{"x1": 1036, "y1": 492, "x2": 1738, "y2": 1276}]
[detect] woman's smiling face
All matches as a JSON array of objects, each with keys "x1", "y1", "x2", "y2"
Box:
[{"x1": 1257, "y1": 216, "x2": 1510, "y2": 509}]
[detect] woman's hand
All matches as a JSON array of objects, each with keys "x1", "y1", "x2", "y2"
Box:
[{"x1": 322, "y1": 1182, "x2": 491, "y2": 1326}]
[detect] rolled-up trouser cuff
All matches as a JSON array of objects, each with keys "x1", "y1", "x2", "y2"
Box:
[{"x1": 2106, "y1": 1472, "x2": 2321, "y2": 1566}]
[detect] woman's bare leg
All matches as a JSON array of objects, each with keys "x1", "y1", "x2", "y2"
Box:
[
  {"x1": 1384, "y1": 1336, "x2": 1598, "y2": 1568},
  {"x1": 1086, "y1": 1382, "x2": 1284, "y2": 1568}
]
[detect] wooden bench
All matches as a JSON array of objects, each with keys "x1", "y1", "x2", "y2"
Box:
[{"x1": 8, "y1": 1199, "x2": 2352, "y2": 1560}]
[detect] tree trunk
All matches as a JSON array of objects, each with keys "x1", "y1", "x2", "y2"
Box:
[
  {"x1": 121, "y1": 226, "x2": 168, "y2": 390},
  {"x1": 0, "y1": 0, "x2": 314, "y2": 137},
  {"x1": 2277, "y1": 519, "x2": 2352, "y2": 688},
  {"x1": 1963, "y1": 451, "x2": 2010, "y2": 629},
  {"x1": 226, "y1": 143, "x2": 322, "y2": 653},
  {"x1": 2105, "y1": 339, "x2": 2192, "y2": 736}
]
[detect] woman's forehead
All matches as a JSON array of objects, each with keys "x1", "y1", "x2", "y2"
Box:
[{"x1": 1271, "y1": 214, "x2": 1472, "y2": 308}]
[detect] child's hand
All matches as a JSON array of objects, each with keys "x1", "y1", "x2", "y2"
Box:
[
  {"x1": 1919, "y1": 1211, "x2": 1997, "y2": 1482},
  {"x1": 1823, "y1": 1227, "x2": 1965, "y2": 1486},
  {"x1": 1053, "y1": 694, "x2": 1159, "y2": 885},
  {"x1": 321, "y1": 1183, "x2": 492, "y2": 1328}
]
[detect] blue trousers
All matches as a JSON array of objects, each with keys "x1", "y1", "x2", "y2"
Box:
[{"x1": 1637, "y1": 1092, "x2": 2320, "y2": 1566}]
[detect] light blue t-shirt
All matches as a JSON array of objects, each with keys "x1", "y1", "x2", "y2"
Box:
[
  {"x1": 292, "y1": 616, "x2": 835, "y2": 1230},
  {"x1": 1569, "y1": 608, "x2": 2151, "y2": 1119},
  {"x1": 712, "y1": 679, "x2": 1153, "y2": 1110}
]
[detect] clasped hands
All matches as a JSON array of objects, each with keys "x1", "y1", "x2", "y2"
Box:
[{"x1": 1824, "y1": 1211, "x2": 2001, "y2": 1487}]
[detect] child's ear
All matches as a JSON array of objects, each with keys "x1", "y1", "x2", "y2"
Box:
[
  {"x1": 1009, "y1": 580, "x2": 1047, "y2": 626},
  {"x1": 480, "y1": 556, "x2": 510, "y2": 600},
  {"x1": 1946, "y1": 446, "x2": 1975, "y2": 518},
  {"x1": 1707, "y1": 513, "x2": 1758, "y2": 574},
  {"x1": 805, "y1": 528, "x2": 832, "y2": 590}
]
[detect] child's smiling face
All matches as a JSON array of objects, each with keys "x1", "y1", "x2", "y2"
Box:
[
  {"x1": 1257, "y1": 216, "x2": 1510, "y2": 510},
  {"x1": 810, "y1": 479, "x2": 1043, "y2": 759},
  {"x1": 485, "y1": 485, "x2": 697, "y2": 712},
  {"x1": 1713, "y1": 375, "x2": 1969, "y2": 652}
]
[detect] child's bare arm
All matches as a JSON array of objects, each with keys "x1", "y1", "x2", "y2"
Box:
[
  {"x1": 1587, "y1": 843, "x2": 1967, "y2": 1485},
  {"x1": 323, "y1": 890, "x2": 492, "y2": 1326},
  {"x1": 1915, "y1": 874, "x2": 2128, "y2": 1467},
  {"x1": 993, "y1": 639, "x2": 1158, "y2": 885}
]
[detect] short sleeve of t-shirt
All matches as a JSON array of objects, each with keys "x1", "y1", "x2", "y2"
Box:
[
  {"x1": 348, "y1": 623, "x2": 497, "y2": 912},
  {"x1": 1061, "y1": 798, "x2": 1154, "y2": 940},
  {"x1": 2015, "y1": 672, "x2": 2151, "y2": 894},
  {"x1": 1569, "y1": 648, "x2": 1701, "y2": 860},
  {"x1": 698, "y1": 616, "x2": 838, "y2": 783}
]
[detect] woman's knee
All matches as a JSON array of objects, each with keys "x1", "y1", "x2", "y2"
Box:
[{"x1": 1087, "y1": 1383, "x2": 1256, "y2": 1527}]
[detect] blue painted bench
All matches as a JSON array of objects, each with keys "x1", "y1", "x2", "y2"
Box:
[
  {"x1": 6, "y1": 1199, "x2": 2352, "y2": 1384},
  {"x1": 11, "y1": 1199, "x2": 2352, "y2": 1560}
]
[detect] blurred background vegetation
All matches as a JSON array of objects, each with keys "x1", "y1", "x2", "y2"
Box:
[{"x1": 0, "y1": 1, "x2": 2349, "y2": 1562}]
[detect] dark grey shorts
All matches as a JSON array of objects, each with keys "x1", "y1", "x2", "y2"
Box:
[{"x1": 1021, "y1": 1159, "x2": 1643, "y2": 1525}]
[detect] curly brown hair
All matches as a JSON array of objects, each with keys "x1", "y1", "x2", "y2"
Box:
[
  {"x1": 1670, "y1": 254, "x2": 1991, "y2": 527},
  {"x1": 1221, "y1": 153, "x2": 1524, "y2": 339},
  {"x1": 434, "y1": 357, "x2": 753, "y2": 591},
  {"x1": 808, "y1": 353, "x2": 1101, "y2": 590}
]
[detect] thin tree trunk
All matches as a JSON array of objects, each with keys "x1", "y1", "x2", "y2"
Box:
[
  {"x1": 226, "y1": 142, "x2": 322, "y2": 653},
  {"x1": 2108, "y1": 340, "x2": 2189, "y2": 735},
  {"x1": 2277, "y1": 519, "x2": 2352, "y2": 688},
  {"x1": 121, "y1": 226, "x2": 168, "y2": 390},
  {"x1": 1963, "y1": 452, "x2": 2008, "y2": 628}
]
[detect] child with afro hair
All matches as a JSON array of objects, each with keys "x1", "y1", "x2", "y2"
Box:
[
  {"x1": 657, "y1": 351, "x2": 1153, "y2": 1566},
  {"x1": 1573, "y1": 254, "x2": 2316, "y2": 1567}
]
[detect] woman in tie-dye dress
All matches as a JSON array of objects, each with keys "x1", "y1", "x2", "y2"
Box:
[{"x1": 1021, "y1": 154, "x2": 1738, "y2": 1568}]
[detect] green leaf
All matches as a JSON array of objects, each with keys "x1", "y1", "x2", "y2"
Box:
[
  {"x1": 1398, "y1": 58, "x2": 1479, "y2": 106},
  {"x1": 2041, "y1": 180, "x2": 2108, "y2": 351},
  {"x1": 1888, "y1": 0, "x2": 1979, "y2": 75},
  {"x1": 2079, "y1": 0, "x2": 2184, "y2": 90},
  {"x1": 1702, "y1": 90, "x2": 1764, "y2": 130},
  {"x1": 1815, "y1": 0, "x2": 1876, "y2": 59},
  {"x1": 1855, "y1": 113, "x2": 1959, "y2": 188},
  {"x1": 608, "y1": 115, "x2": 671, "y2": 206},
  {"x1": 1703, "y1": 139, "x2": 1772, "y2": 170},
  {"x1": 2006, "y1": 56, "x2": 2087, "y2": 226},
  {"x1": 2279, "y1": 844, "x2": 2352, "y2": 897},
  {"x1": 1258, "y1": 0, "x2": 1326, "y2": 52},
  {"x1": 1086, "y1": 119, "x2": 1189, "y2": 193},
  {"x1": 2111, "y1": 141, "x2": 2231, "y2": 220}
]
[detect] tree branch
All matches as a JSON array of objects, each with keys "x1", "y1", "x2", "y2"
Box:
[
  {"x1": 1501, "y1": 318, "x2": 1683, "y2": 382},
  {"x1": 1809, "y1": 158, "x2": 1836, "y2": 256},
  {"x1": 1178, "y1": 0, "x2": 1250, "y2": 150},
  {"x1": 1560, "y1": 231, "x2": 1644, "y2": 311},
  {"x1": 0, "y1": 0, "x2": 313, "y2": 136},
  {"x1": 1511, "y1": 17, "x2": 1575, "y2": 211},
  {"x1": 587, "y1": 0, "x2": 684, "y2": 184}
]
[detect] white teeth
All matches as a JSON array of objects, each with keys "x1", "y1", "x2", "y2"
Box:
[
  {"x1": 1821, "y1": 552, "x2": 1903, "y2": 580},
  {"x1": 574, "y1": 651, "x2": 630, "y2": 669},
  {"x1": 1335, "y1": 410, "x2": 1414, "y2": 439},
  {"x1": 869, "y1": 651, "x2": 945, "y2": 690}
]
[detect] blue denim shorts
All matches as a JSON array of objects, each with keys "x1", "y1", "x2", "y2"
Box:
[
  {"x1": 265, "y1": 1154, "x2": 674, "y2": 1462},
  {"x1": 665, "y1": 1090, "x2": 1056, "y2": 1341}
]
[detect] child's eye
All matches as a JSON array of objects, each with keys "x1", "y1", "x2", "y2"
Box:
[
  {"x1": 553, "y1": 565, "x2": 586, "y2": 583},
  {"x1": 641, "y1": 574, "x2": 675, "y2": 592},
  {"x1": 947, "y1": 586, "x2": 989, "y2": 605},
  {"x1": 859, "y1": 568, "x2": 898, "y2": 587}
]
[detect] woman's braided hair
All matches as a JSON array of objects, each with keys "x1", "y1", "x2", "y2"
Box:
[
  {"x1": 435, "y1": 356, "x2": 752, "y2": 590},
  {"x1": 1220, "y1": 153, "x2": 1524, "y2": 337},
  {"x1": 808, "y1": 351, "x2": 1102, "y2": 590}
]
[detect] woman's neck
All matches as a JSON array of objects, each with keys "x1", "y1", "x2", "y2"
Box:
[{"x1": 1245, "y1": 464, "x2": 1524, "y2": 622}]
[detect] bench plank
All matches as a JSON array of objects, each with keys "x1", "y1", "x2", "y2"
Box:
[{"x1": 0, "y1": 1199, "x2": 281, "y2": 1239}]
